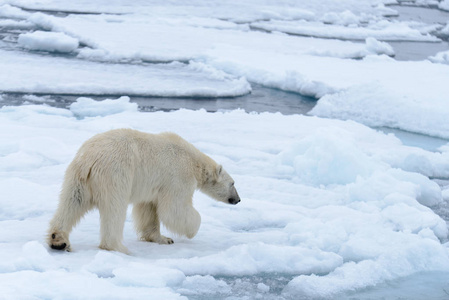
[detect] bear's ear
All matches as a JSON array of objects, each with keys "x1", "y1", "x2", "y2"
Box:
[{"x1": 215, "y1": 165, "x2": 223, "y2": 180}]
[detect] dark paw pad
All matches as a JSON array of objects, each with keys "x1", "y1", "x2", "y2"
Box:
[
  {"x1": 51, "y1": 243, "x2": 67, "y2": 250},
  {"x1": 49, "y1": 232, "x2": 70, "y2": 251}
]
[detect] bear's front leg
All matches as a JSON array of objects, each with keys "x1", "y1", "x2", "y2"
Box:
[
  {"x1": 157, "y1": 196, "x2": 201, "y2": 239},
  {"x1": 133, "y1": 202, "x2": 174, "y2": 244}
]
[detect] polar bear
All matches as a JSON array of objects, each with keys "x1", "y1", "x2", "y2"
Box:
[{"x1": 47, "y1": 129, "x2": 240, "y2": 253}]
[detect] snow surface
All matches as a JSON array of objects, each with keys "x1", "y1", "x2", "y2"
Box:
[
  {"x1": 1, "y1": 0, "x2": 449, "y2": 299},
  {"x1": 1, "y1": 98, "x2": 449, "y2": 299}
]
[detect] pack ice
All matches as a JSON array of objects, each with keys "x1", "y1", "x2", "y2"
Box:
[{"x1": 0, "y1": 0, "x2": 449, "y2": 299}]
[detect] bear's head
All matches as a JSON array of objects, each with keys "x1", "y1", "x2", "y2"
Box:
[{"x1": 202, "y1": 165, "x2": 240, "y2": 205}]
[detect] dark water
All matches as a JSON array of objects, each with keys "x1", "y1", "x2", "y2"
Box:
[
  {"x1": 378, "y1": 127, "x2": 449, "y2": 152},
  {"x1": 388, "y1": 5, "x2": 449, "y2": 60},
  {"x1": 0, "y1": 86, "x2": 316, "y2": 115},
  {"x1": 182, "y1": 274, "x2": 293, "y2": 300},
  {"x1": 343, "y1": 271, "x2": 449, "y2": 300},
  {"x1": 390, "y1": 4, "x2": 449, "y2": 24},
  {"x1": 389, "y1": 40, "x2": 449, "y2": 60}
]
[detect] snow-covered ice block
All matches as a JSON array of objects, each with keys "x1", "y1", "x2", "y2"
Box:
[
  {"x1": 0, "y1": 49, "x2": 251, "y2": 97},
  {"x1": 439, "y1": 0, "x2": 449, "y2": 11},
  {"x1": 250, "y1": 19, "x2": 440, "y2": 42},
  {"x1": 309, "y1": 59, "x2": 449, "y2": 139},
  {"x1": 364, "y1": 37, "x2": 394, "y2": 56},
  {"x1": 320, "y1": 10, "x2": 360, "y2": 26},
  {"x1": 0, "y1": 4, "x2": 31, "y2": 19},
  {"x1": 18, "y1": 31, "x2": 79, "y2": 53},
  {"x1": 27, "y1": 11, "x2": 395, "y2": 64},
  {"x1": 70, "y1": 96, "x2": 138, "y2": 118}
]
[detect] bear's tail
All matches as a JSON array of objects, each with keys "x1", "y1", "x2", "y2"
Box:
[{"x1": 59, "y1": 160, "x2": 93, "y2": 207}]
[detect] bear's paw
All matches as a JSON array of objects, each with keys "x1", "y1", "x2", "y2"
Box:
[{"x1": 48, "y1": 231, "x2": 71, "y2": 251}]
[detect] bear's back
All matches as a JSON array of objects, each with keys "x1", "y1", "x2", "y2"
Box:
[{"x1": 75, "y1": 128, "x2": 214, "y2": 181}]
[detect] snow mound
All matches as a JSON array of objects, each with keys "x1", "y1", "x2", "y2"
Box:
[
  {"x1": 429, "y1": 50, "x2": 449, "y2": 65},
  {"x1": 279, "y1": 128, "x2": 382, "y2": 186},
  {"x1": 439, "y1": 0, "x2": 449, "y2": 11},
  {"x1": 18, "y1": 31, "x2": 79, "y2": 53},
  {"x1": 320, "y1": 10, "x2": 360, "y2": 26},
  {"x1": 69, "y1": 96, "x2": 138, "y2": 118},
  {"x1": 16, "y1": 241, "x2": 57, "y2": 272},
  {"x1": 161, "y1": 243, "x2": 343, "y2": 276},
  {"x1": 0, "y1": 4, "x2": 31, "y2": 19},
  {"x1": 365, "y1": 37, "x2": 394, "y2": 57}
]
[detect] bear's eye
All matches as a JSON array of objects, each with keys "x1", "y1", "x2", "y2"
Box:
[{"x1": 230, "y1": 182, "x2": 234, "y2": 187}]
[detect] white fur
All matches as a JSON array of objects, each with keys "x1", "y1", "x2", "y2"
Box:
[{"x1": 47, "y1": 129, "x2": 240, "y2": 253}]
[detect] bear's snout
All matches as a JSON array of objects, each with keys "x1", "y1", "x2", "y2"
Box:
[{"x1": 228, "y1": 197, "x2": 240, "y2": 205}]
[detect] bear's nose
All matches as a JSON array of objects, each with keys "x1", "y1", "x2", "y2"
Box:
[{"x1": 228, "y1": 198, "x2": 240, "y2": 205}]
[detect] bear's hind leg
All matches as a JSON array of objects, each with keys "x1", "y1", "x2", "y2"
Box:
[
  {"x1": 133, "y1": 202, "x2": 174, "y2": 244},
  {"x1": 98, "y1": 199, "x2": 129, "y2": 254},
  {"x1": 48, "y1": 182, "x2": 93, "y2": 251}
]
